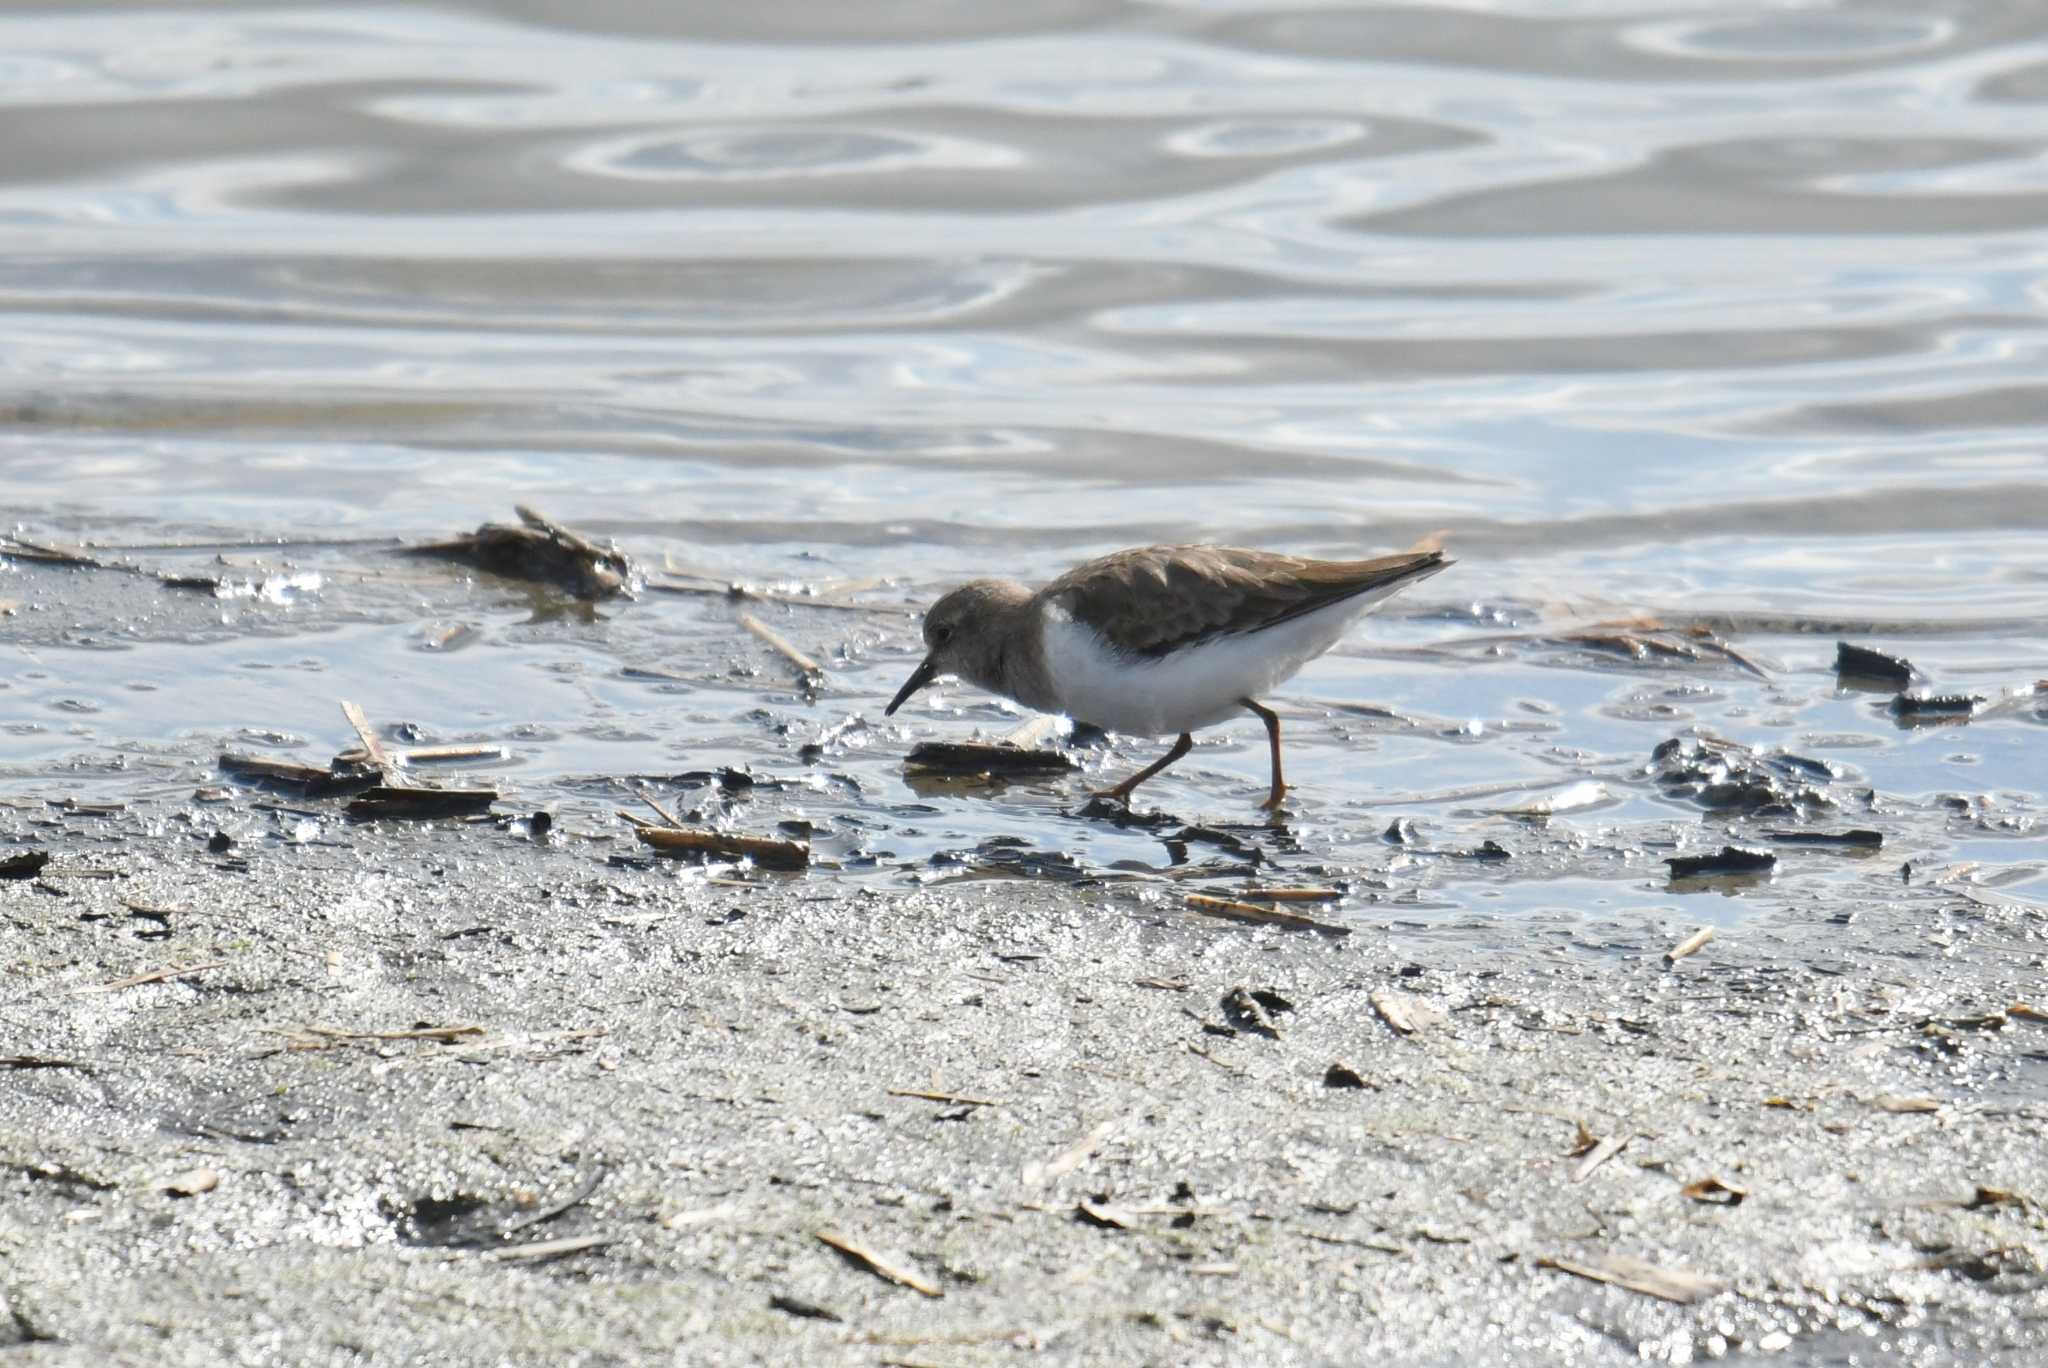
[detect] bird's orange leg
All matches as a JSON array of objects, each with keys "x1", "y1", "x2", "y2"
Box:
[
  {"x1": 1243, "y1": 699, "x2": 1287, "y2": 810},
  {"x1": 1095, "y1": 732, "x2": 1194, "y2": 805}
]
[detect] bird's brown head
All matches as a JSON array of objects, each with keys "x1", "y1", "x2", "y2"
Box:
[{"x1": 885, "y1": 579, "x2": 1032, "y2": 715}]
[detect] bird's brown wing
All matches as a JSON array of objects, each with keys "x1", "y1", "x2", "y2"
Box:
[{"x1": 1045, "y1": 545, "x2": 1448, "y2": 658}]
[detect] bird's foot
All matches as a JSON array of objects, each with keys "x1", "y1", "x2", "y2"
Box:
[
  {"x1": 1078, "y1": 789, "x2": 1176, "y2": 827},
  {"x1": 1258, "y1": 784, "x2": 1290, "y2": 813},
  {"x1": 1079, "y1": 788, "x2": 1134, "y2": 821}
]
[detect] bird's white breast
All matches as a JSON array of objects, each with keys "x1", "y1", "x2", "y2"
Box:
[{"x1": 1036, "y1": 587, "x2": 1404, "y2": 736}]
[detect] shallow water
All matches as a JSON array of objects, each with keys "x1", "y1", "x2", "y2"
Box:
[{"x1": 4, "y1": 0, "x2": 2047, "y2": 923}]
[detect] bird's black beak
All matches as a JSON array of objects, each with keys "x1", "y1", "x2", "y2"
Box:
[{"x1": 885, "y1": 656, "x2": 940, "y2": 716}]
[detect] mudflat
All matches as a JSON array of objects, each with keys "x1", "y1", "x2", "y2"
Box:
[{"x1": 4, "y1": 544, "x2": 2045, "y2": 1367}]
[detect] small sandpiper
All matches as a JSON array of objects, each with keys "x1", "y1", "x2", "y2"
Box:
[{"x1": 886, "y1": 543, "x2": 1451, "y2": 808}]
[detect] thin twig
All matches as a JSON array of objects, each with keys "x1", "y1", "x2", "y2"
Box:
[
  {"x1": 77, "y1": 961, "x2": 226, "y2": 993},
  {"x1": 643, "y1": 577, "x2": 916, "y2": 615},
  {"x1": 737, "y1": 612, "x2": 823, "y2": 681},
  {"x1": 816, "y1": 1230, "x2": 943, "y2": 1298},
  {"x1": 1573, "y1": 1133, "x2": 1630, "y2": 1182},
  {"x1": 480, "y1": 1234, "x2": 614, "y2": 1264},
  {"x1": 500, "y1": 1167, "x2": 606, "y2": 1235},
  {"x1": 887, "y1": 1088, "x2": 1003, "y2": 1108},
  {"x1": 293, "y1": 1025, "x2": 484, "y2": 1044},
  {"x1": 339, "y1": 700, "x2": 395, "y2": 776},
  {"x1": 636, "y1": 787, "x2": 682, "y2": 829}
]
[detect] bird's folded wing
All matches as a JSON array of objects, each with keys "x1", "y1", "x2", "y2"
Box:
[{"x1": 1047, "y1": 546, "x2": 1446, "y2": 658}]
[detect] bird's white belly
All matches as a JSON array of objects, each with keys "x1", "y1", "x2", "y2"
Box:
[{"x1": 1037, "y1": 594, "x2": 1382, "y2": 736}]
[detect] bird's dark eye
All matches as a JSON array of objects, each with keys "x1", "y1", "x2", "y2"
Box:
[{"x1": 932, "y1": 624, "x2": 954, "y2": 646}]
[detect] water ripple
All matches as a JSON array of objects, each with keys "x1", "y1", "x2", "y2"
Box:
[
  {"x1": 573, "y1": 125, "x2": 1021, "y2": 182},
  {"x1": 0, "y1": 0, "x2": 2043, "y2": 614}
]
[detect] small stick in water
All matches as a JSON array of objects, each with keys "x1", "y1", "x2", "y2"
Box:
[
  {"x1": 340, "y1": 701, "x2": 396, "y2": 776},
  {"x1": 737, "y1": 613, "x2": 823, "y2": 685}
]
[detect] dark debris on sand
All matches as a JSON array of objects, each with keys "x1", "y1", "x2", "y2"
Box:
[{"x1": 401, "y1": 505, "x2": 634, "y2": 601}]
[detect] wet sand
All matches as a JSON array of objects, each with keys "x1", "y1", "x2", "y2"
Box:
[{"x1": 4, "y1": 553, "x2": 2046, "y2": 1367}]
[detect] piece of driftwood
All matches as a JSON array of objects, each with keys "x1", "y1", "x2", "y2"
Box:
[
  {"x1": 217, "y1": 753, "x2": 332, "y2": 785},
  {"x1": 0, "y1": 536, "x2": 102, "y2": 568},
  {"x1": 1186, "y1": 893, "x2": 1349, "y2": 935},
  {"x1": 50, "y1": 798, "x2": 123, "y2": 818},
  {"x1": 0, "y1": 536, "x2": 234, "y2": 593},
  {"x1": 390, "y1": 743, "x2": 507, "y2": 765},
  {"x1": 1664, "y1": 928, "x2": 1714, "y2": 964},
  {"x1": 402, "y1": 505, "x2": 632, "y2": 600},
  {"x1": 337, "y1": 743, "x2": 506, "y2": 769},
  {"x1": 626, "y1": 815, "x2": 810, "y2": 870},
  {"x1": 905, "y1": 740, "x2": 1077, "y2": 777},
  {"x1": 1665, "y1": 846, "x2": 1775, "y2": 879},
  {"x1": 347, "y1": 786, "x2": 498, "y2": 820},
  {"x1": 0, "y1": 850, "x2": 51, "y2": 880},
  {"x1": 218, "y1": 752, "x2": 378, "y2": 796},
  {"x1": 0, "y1": 536, "x2": 252, "y2": 594},
  {"x1": 1767, "y1": 829, "x2": 1883, "y2": 849},
  {"x1": 1890, "y1": 692, "x2": 1983, "y2": 718},
  {"x1": 1835, "y1": 641, "x2": 1915, "y2": 687}
]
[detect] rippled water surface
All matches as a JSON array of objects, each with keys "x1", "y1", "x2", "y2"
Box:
[{"x1": 4, "y1": 0, "x2": 2046, "y2": 905}]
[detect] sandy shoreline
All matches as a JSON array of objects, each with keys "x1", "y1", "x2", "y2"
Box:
[{"x1": 5, "y1": 785, "x2": 2045, "y2": 1365}]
